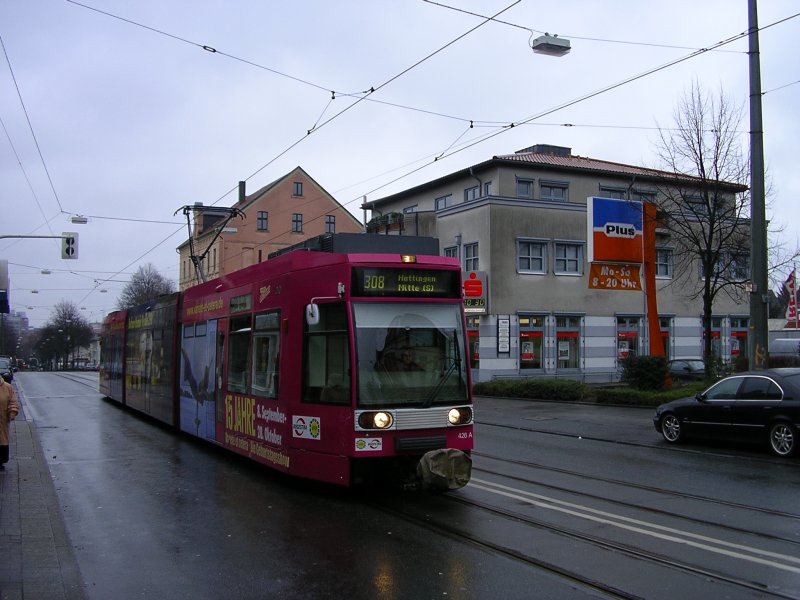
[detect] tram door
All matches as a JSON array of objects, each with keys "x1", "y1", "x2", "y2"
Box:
[
  {"x1": 299, "y1": 302, "x2": 352, "y2": 455},
  {"x1": 178, "y1": 318, "x2": 220, "y2": 442}
]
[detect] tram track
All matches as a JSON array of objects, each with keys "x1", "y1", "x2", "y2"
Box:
[
  {"x1": 365, "y1": 428, "x2": 800, "y2": 600},
  {"x1": 368, "y1": 484, "x2": 799, "y2": 600},
  {"x1": 474, "y1": 450, "x2": 800, "y2": 526},
  {"x1": 52, "y1": 371, "x2": 101, "y2": 392},
  {"x1": 476, "y1": 417, "x2": 787, "y2": 462},
  {"x1": 444, "y1": 489, "x2": 800, "y2": 600},
  {"x1": 367, "y1": 493, "x2": 646, "y2": 600}
]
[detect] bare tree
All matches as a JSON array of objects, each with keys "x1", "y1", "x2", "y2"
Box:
[
  {"x1": 117, "y1": 263, "x2": 176, "y2": 309},
  {"x1": 39, "y1": 300, "x2": 94, "y2": 369},
  {"x1": 654, "y1": 82, "x2": 751, "y2": 372}
]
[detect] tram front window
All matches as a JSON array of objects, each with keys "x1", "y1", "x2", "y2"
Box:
[{"x1": 354, "y1": 302, "x2": 468, "y2": 407}]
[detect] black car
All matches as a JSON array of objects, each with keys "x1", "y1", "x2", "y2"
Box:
[
  {"x1": 667, "y1": 358, "x2": 706, "y2": 381},
  {"x1": 653, "y1": 369, "x2": 800, "y2": 457},
  {"x1": 0, "y1": 357, "x2": 12, "y2": 383}
]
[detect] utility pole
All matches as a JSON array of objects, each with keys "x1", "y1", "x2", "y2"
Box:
[{"x1": 748, "y1": 0, "x2": 769, "y2": 369}]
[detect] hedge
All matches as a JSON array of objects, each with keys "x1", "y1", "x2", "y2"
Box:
[{"x1": 472, "y1": 378, "x2": 587, "y2": 401}]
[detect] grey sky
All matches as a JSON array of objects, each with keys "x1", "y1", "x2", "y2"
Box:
[{"x1": 2, "y1": 0, "x2": 798, "y2": 327}]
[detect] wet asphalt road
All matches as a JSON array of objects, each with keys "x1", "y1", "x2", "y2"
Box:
[{"x1": 14, "y1": 372, "x2": 800, "y2": 599}]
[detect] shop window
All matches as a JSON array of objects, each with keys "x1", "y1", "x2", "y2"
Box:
[
  {"x1": 659, "y1": 316, "x2": 672, "y2": 360},
  {"x1": 617, "y1": 316, "x2": 641, "y2": 359},
  {"x1": 556, "y1": 316, "x2": 580, "y2": 370},
  {"x1": 467, "y1": 316, "x2": 480, "y2": 369},
  {"x1": 519, "y1": 315, "x2": 544, "y2": 370}
]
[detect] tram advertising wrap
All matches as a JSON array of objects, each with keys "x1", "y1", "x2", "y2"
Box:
[{"x1": 99, "y1": 234, "x2": 473, "y2": 490}]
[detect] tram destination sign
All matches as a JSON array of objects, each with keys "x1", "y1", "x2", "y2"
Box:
[
  {"x1": 588, "y1": 263, "x2": 642, "y2": 291},
  {"x1": 352, "y1": 267, "x2": 461, "y2": 298}
]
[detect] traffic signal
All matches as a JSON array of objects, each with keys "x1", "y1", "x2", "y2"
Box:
[{"x1": 61, "y1": 232, "x2": 79, "y2": 259}]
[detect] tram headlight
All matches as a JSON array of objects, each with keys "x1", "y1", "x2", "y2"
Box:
[
  {"x1": 448, "y1": 407, "x2": 473, "y2": 425},
  {"x1": 358, "y1": 411, "x2": 394, "y2": 430}
]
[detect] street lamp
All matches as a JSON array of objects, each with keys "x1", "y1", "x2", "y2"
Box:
[{"x1": 530, "y1": 33, "x2": 571, "y2": 57}]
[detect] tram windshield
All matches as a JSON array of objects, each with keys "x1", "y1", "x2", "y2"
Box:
[{"x1": 354, "y1": 302, "x2": 468, "y2": 407}]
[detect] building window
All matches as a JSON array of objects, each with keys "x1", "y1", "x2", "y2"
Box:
[
  {"x1": 632, "y1": 191, "x2": 656, "y2": 203},
  {"x1": 443, "y1": 246, "x2": 458, "y2": 259},
  {"x1": 554, "y1": 243, "x2": 582, "y2": 275},
  {"x1": 293, "y1": 182, "x2": 303, "y2": 196},
  {"x1": 685, "y1": 195, "x2": 707, "y2": 216},
  {"x1": 257, "y1": 211, "x2": 268, "y2": 231},
  {"x1": 556, "y1": 316, "x2": 581, "y2": 370},
  {"x1": 464, "y1": 185, "x2": 479, "y2": 202},
  {"x1": 435, "y1": 194, "x2": 453, "y2": 210},
  {"x1": 325, "y1": 215, "x2": 336, "y2": 234},
  {"x1": 212, "y1": 248, "x2": 217, "y2": 272},
  {"x1": 516, "y1": 178, "x2": 534, "y2": 199},
  {"x1": 258, "y1": 249, "x2": 262, "y2": 262},
  {"x1": 484, "y1": 181, "x2": 492, "y2": 196},
  {"x1": 403, "y1": 205, "x2": 417, "y2": 213},
  {"x1": 464, "y1": 242, "x2": 479, "y2": 271},
  {"x1": 540, "y1": 182, "x2": 568, "y2": 202},
  {"x1": 517, "y1": 240, "x2": 547, "y2": 274},
  {"x1": 655, "y1": 248, "x2": 673, "y2": 278},
  {"x1": 599, "y1": 187, "x2": 626, "y2": 199},
  {"x1": 519, "y1": 315, "x2": 544, "y2": 370},
  {"x1": 292, "y1": 213, "x2": 303, "y2": 232},
  {"x1": 728, "y1": 253, "x2": 750, "y2": 281}
]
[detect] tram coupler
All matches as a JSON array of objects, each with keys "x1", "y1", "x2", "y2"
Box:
[{"x1": 416, "y1": 448, "x2": 472, "y2": 491}]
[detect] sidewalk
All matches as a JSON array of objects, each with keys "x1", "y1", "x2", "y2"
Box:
[{"x1": 0, "y1": 384, "x2": 86, "y2": 600}]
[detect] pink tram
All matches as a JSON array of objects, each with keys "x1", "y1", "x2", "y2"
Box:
[{"x1": 99, "y1": 234, "x2": 473, "y2": 489}]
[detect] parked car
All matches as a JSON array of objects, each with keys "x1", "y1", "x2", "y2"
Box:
[
  {"x1": 0, "y1": 357, "x2": 13, "y2": 383},
  {"x1": 667, "y1": 358, "x2": 706, "y2": 380},
  {"x1": 653, "y1": 369, "x2": 800, "y2": 457}
]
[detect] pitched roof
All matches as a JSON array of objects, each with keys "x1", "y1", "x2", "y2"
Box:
[
  {"x1": 495, "y1": 150, "x2": 675, "y2": 179},
  {"x1": 363, "y1": 145, "x2": 748, "y2": 209}
]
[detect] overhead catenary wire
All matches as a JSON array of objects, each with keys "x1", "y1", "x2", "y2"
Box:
[
  {"x1": 61, "y1": 9, "x2": 800, "y2": 303},
  {"x1": 68, "y1": 0, "x2": 523, "y2": 307},
  {"x1": 422, "y1": 0, "x2": 745, "y2": 54},
  {"x1": 343, "y1": 11, "x2": 800, "y2": 208},
  {"x1": 9, "y1": 4, "x2": 799, "y2": 315},
  {"x1": 0, "y1": 35, "x2": 66, "y2": 237}
]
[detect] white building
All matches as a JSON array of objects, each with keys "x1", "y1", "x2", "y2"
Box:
[{"x1": 363, "y1": 144, "x2": 749, "y2": 382}]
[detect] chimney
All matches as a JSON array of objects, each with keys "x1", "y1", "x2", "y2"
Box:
[
  {"x1": 515, "y1": 144, "x2": 571, "y2": 157},
  {"x1": 238, "y1": 181, "x2": 246, "y2": 204}
]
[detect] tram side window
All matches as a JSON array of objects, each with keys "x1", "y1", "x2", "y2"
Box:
[
  {"x1": 252, "y1": 311, "x2": 280, "y2": 398},
  {"x1": 228, "y1": 315, "x2": 251, "y2": 393},
  {"x1": 303, "y1": 303, "x2": 350, "y2": 405}
]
